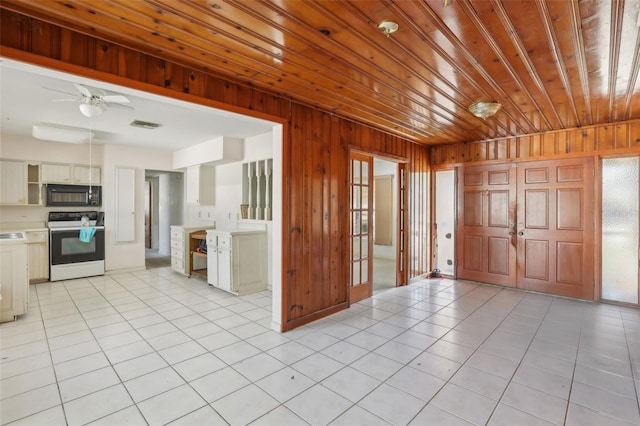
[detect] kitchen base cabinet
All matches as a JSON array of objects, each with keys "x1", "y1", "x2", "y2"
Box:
[
  {"x1": 25, "y1": 230, "x2": 49, "y2": 282},
  {"x1": 0, "y1": 241, "x2": 29, "y2": 323},
  {"x1": 170, "y1": 225, "x2": 214, "y2": 276},
  {"x1": 206, "y1": 230, "x2": 267, "y2": 296}
]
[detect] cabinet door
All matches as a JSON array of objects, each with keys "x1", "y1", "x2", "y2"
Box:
[
  {"x1": 218, "y1": 248, "x2": 232, "y2": 291},
  {"x1": 41, "y1": 164, "x2": 72, "y2": 183},
  {"x1": 73, "y1": 166, "x2": 101, "y2": 185},
  {"x1": 0, "y1": 160, "x2": 27, "y2": 204},
  {"x1": 186, "y1": 165, "x2": 214, "y2": 205},
  {"x1": 28, "y1": 243, "x2": 49, "y2": 281}
]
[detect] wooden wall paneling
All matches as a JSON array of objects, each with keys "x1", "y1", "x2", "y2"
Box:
[
  {"x1": 430, "y1": 120, "x2": 640, "y2": 167},
  {"x1": 614, "y1": 122, "x2": 629, "y2": 149},
  {"x1": 0, "y1": 9, "x2": 24, "y2": 48},
  {"x1": 286, "y1": 103, "x2": 306, "y2": 323},
  {"x1": 631, "y1": 121, "x2": 640, "y2": 146},
  {"x1": 329, "y1": 115, "x2": 347, "y2": 308},
  {"x1": 582, "y1": 127, "x2": 596, "y2": 153},
  {"x1": 31, "y1": 18, "x2": 60, "y2": 59},
  {"x1": 597, "y1": 125, "x2": 615, "y2": 151},
  {"x1": 568, "y1": 130, "x2": 584, "y2": 153},
  {"x1": 145, "y1": 58, "x2": 167, "y2": 88},
  {"x1": 118, "y1": 50, "x2": 147, "y2": 82},
  {"x1": 185, "y1": 69, "x2": 206, "y2": 98},
  {"x1": 311, "y1": 109, "x2": 326, "y2": 308},
  {"x1": 163, "y1": 62, "x2": 184, "y2": 92},
  {"x1": 530, "y1": 134, "x2": 542, "y2": 157},
  {"x1": 94, "y1": 40, "x2": 119, "y2": 76}
]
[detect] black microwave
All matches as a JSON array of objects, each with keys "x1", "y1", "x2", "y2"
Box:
[{"x1": 46, "y1": 184, "x2": 102, "y2": 207}]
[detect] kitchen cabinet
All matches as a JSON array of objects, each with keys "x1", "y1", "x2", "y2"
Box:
[
  {"x1": 186, "y1": 165, "x2": 215, "y2": 205},
  {"x1": 206, "y1": 229, "x2": 267, "y2": 295},
  {"x1": 25, "y1": 230, "x2": 49, "y2": 282},
  {"x1": 41, "y1": 163, "x2": 101, "y2": 185},
  {"x1": 0, "y1": 160, "x2": 27, "y2": 205},
  {"x1": 73, "y1": 165, "x2": 101, "y2": 185},
  {"x1": 0, "y1": 234, "x2": 29, "y2": 323},
  {"x1": 170, "y1": 225, "x2": 214, "y2": 276},
  {"x1": 189, "y1": 230, "x2": 208, "y2": 279},
  {"x1": 41, "y1": 163, "x2": 72, "y2": 183}
]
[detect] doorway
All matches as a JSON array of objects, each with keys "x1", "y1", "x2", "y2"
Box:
[
  {"x1": 457, "y1": 157, "x2": 595, "y2": 299},
  {"x1": 145, "y1": 170, "x2": 183, "y2": 269},
  {"x1": 373, "y1": 158, "x2": 398, "y2": 292},
  {"x1": 349, "y1": 152, "x2": 407, "y2": 303}
]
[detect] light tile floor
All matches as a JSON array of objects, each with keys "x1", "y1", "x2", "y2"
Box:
[{"x1": 1, "y1": 268, "x2": 640, "y2": 425}]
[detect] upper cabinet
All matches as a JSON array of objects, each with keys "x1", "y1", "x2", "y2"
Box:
[
  {"x1": 40, "y1": 163, "x2": 71, "y2": 183},
  {"x1": 0, "y1": 160, "x2": 41, "y2": 205},
  {"x1": 186, "y1": 165, "x2": 215, "y2": 205},
  {"x1": 41, "y1": 163, "x2": 101, "y2": 185},
  {"x1": 73, "y1": 165, "x2": 101, "y2": 185},
  {"x1": 0, "y1": 160, "x2": 27, "y2": 204}
]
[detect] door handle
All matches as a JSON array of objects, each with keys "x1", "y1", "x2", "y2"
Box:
[
  {"x1": 518, "y1": 231, "x2": 524, "y2": 236},
  {"x1": 508, "y1": 231, "x2": 516, "y2": 235}
]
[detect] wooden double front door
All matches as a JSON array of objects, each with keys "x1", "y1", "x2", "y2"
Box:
[{"x1": 457, "y1": 157, "x2": 594, "y2": 299}]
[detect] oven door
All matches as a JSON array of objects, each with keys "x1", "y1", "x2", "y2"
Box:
[{"x1": 50, "y1": 227, "x2": 105, "y2": 265}]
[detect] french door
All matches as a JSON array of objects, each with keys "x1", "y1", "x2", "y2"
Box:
[
  {"x1": 350, "y1": 152, "x2": 373, "y2": 303},
  {"x1": 457, "y1": 157, "x2": 594, "y2": 299}
]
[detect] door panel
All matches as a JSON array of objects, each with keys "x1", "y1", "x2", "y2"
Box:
[
  {"x1": 457, "y1": 163, "x2": 517, "y2": 286},
  {"x1": 516, "y1": 157, "x2": 594, "y2": 299},
  {"x1": 350, "y1": 152, "x2": 373, "y2": 303},
  {"x1": 458, "y1": 157, "x2": 594, "y2": 299}
]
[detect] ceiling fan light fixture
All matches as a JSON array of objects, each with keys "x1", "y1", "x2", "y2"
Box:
[
  {"x1": 378, "y1": 21, "x2": 399, "y2": 37},
  {"x1": 79, "y1": 101, "x2": 103, "y2": 118},
  {"x1": 469, "y1": 101, "x2": 501, "y2": 120}
]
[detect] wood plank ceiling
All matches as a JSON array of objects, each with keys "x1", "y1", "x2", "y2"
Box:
[{"x1": 2, "y1": 0, "x2": 639, "y2": 146}]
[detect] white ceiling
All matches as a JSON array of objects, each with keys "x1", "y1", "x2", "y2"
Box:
[{"x1": 0, "y1": 58, "x2": 277, "y2": 152}]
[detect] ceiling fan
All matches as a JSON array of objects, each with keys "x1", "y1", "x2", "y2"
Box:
[{"x1": 44, "y1": 83, "x2": 134, "y2": 117}]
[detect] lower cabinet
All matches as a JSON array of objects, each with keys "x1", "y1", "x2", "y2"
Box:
[
  {"x1": 206, "y1": 230, "x2": 267, "y2": 296},
  {"x1": 0, "y1": 242, "x2": 29, "y2": 323},
  {"x1": 170, "y1": 225, "x2": 213, "y2": 276},
  {"x1": 25, "y1": 230, "x2": 49, "y2": 282}
]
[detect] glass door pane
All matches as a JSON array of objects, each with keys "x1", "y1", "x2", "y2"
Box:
[
  {"x1": 350, "y1": 152, "x2": 373, "y2": 303},
  {"x1": 602, "y1": 157, "x2": 639, "y2": 304},
  {"x1": 434, "y1": 169, "x2": 456, "y2": 276}
]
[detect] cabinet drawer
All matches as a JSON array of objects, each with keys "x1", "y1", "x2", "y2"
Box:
[
  {"x1": 218, "y1": 236, "x2": 231, "y2": 248},
  {"x1": 171, "y1": 248, "x2": 182, "y2": 258},
  {"x1": 26, "y1": 231, "x2": 48, "y2": 243},
  {"x1": 171, "y1": 257, "x2": 184, "y2": 271},
  {"x1": 170, "y1": 229, "x2": 183, "y2": 241},
  {"x1": 170, "y1": 239, "x2": 183, "y2": 250}
]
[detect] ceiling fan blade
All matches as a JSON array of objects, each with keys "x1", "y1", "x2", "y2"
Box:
[
  {"x1": 102, "y1": 95, "x2": 130, "y2": 103},
  {"x1": 104, "y1": 102, "x2": 134, "y2": 110},
  {"x1": 51, "y1": 98, "x2": 80, "y2": 102},
  {"x1": 42, "y1": 86, "x2": 80, "y2": 98},
  {"x1": 74, "y1": 83, "x2": 93, "y2": 98}
]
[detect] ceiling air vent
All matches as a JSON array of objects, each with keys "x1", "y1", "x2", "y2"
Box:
[{"x1": 130, "y1": 120, "x2": 161, "y2": 129}]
